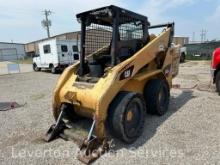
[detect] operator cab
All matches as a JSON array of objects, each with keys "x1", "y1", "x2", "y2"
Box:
[{"x1": 76, "y1": 5, "x2": 150, "y2": 80}]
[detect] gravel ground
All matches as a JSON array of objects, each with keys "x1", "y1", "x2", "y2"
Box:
[{"x1": 0, "y1": 61, "x2": 219, "y2": 165}]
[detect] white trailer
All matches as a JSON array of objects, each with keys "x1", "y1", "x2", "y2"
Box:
[{"x1": 33, "y1": 38, "x2": 80, "y2": 73}]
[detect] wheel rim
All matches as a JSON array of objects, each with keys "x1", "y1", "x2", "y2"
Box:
[{"x1": 123, "y1": 100, "x2": 142, "y2": 138}]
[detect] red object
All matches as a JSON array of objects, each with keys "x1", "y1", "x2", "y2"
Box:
[{"x1": 212, "y1": 48, "x2": 220, "y2": 69}]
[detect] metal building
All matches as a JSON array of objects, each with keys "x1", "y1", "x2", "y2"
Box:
[
  {"x1": 173, "y1": 36, "x2": 189, "y2": 46},
  {"x1": 0, "y1": 42, "x2": 25, "y2": 61}
]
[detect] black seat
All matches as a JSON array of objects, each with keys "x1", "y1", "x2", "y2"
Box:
[{"x1": 117, "y1": 39, "x2": 145, "y2": 62}]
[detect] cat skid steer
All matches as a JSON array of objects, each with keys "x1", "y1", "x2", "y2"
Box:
[{"x1": 44, "y1": 5, "x2": 180, "y2": 164}]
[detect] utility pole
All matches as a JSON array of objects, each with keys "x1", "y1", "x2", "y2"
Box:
[
  {"x1": 200, "y1": 29, "x2": 207, "y2": 43},
  {"x1": 192, "y1": 32, "x2": 195, "y2": 43},
  {"x1": 204, "y1": 30, "x2": 208, "y2": 41},
  {"x1": 42, "y1": 10, "x2": 52, "y2": 38}
]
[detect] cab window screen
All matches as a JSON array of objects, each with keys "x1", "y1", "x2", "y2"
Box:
[{"x1": 119, "y1": 21, "x2": 144, "y2": 40}]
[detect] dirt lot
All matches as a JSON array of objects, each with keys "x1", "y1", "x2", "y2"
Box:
[{"x1": 0, "y1": 61, "x2": 219, "y2": 165}]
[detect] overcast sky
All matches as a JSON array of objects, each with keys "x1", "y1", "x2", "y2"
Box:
[{"x1": 0, "y1": 0, "x2": 220, "y2": 43}]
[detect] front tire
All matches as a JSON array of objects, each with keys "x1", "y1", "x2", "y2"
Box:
[
  {"x1": 33, "y1": 63, "x2": 41, "y2": 71},
  {"x1": 144, "y1": 79, "x2": 170, "y2": 116},
  {"x1": 108, "y1": 92, "x2": 146, "y2": 144},
  {"x1": 216, "y1": 71, "x2": 220, "y2": 95}
]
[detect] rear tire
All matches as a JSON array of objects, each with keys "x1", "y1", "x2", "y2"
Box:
[
  {"x1": 50, "y1": 64, "x2": 57, "y2": 74},
  {"x1": 216, "y1": 71, "x2": 220, "y2": 95},
  {"x1": 108, "y1": 92, "x2": 146, "y2": 144},
  {"x1": 144, "y1": 79, "x2": 170, "y2": 116}
]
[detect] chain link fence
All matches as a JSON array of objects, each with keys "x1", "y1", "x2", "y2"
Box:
[{"x1": 185, "y1": 41, "x2": 220, "y2": 60}]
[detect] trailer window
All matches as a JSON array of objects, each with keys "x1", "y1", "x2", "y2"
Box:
[
  {"x1": 43, "y1": 45, "x2": 51, "y2": 54},
  {"x1": 72, "y1": 45, "x2": 78, "y2": 52},
  {"x1": 61, "y1": 45, "x2": 68, "y2": 52},
  {"x1": 74, "y1": 53, "x2": 79, "y2": 60}
]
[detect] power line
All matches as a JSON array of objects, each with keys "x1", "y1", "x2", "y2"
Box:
[{"x1": 42, "y1": 10, "x2": 53, "y2": 38}]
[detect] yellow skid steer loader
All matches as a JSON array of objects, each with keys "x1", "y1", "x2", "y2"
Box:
[{"x1": 44, "y1": 5, "x2": 180, "y2": 164}]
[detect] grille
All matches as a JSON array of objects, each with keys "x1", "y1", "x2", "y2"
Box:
[
  {"x1": 119, "y1": 14, "x2": 144, "y2": 41},
  {"x1": 84, "y1": 13, "x2": 144, "y2": 56}
]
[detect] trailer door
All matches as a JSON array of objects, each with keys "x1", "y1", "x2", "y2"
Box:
[
  {"x1": 67, "y1": 42, "x2": 74, "y2": 64},
  {"x1": 59, "y1": 44, "x2": 70, "y2": 64}
]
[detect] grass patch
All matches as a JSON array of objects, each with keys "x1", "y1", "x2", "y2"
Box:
[{"x1": 14, "y1": 58, "x2": 33, "y2": 64}]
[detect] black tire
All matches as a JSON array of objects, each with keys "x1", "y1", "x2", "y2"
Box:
[
  {"x1": 216, "y1": 71, "x2": 220, "y2": 95},
  {"x1": 180, "y1": 53, "x2": 185, "y2": 63},
  {"x1": 50, "y1": 64, "x2": 56, "y2": 74},
  {"x1": 108, "y1": 92, "x2": 146, "y2": 144},
  {"x1": 144, "y1": 79, "x2": 170, "y2": 116},
  {"x1": 33, "y1": 63, "x2": 41, "y2": 71}
]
